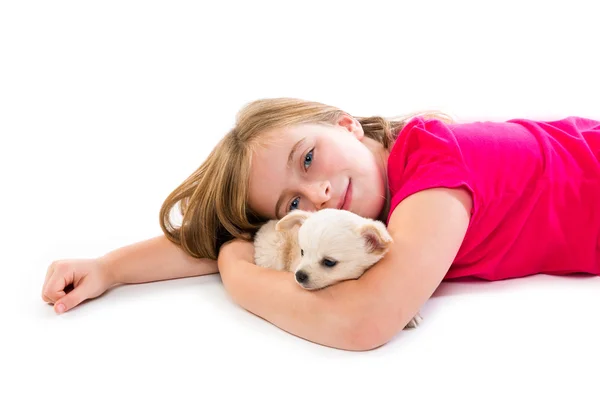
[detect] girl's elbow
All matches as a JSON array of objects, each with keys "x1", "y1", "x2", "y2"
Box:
[
  {"x1": 342, "y1": 295, "x2": 420, "y2": 351},
  {"x1": 315, "y1": 297, "x2": 387, "y2": 351},
  {"x1": 337, "y1": 309, "x2": 398, "y2": 351},
  {"x1": 347, "y1": 318, "x2": 395, "y2": 351}
]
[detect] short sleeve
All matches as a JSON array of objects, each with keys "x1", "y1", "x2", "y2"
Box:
[{"x1": 386, "y1": 117, "x2": 477, "y2": 225}]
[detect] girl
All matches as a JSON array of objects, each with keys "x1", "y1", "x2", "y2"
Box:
[{"x1": 41, "y1": 98, "x2": 600, "y2": 351}]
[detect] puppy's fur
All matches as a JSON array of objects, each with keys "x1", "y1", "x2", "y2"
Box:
[{"x1": 253, "y1": 208, "x2": 422, "y2": 329}]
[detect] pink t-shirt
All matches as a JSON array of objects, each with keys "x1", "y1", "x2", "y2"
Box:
[{"x1": 386, "y1": 116, "x2": 600, "y2": 281}]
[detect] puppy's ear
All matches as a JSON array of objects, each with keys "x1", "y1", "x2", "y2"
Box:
[
  {"x1": 356, "y1": 220, "x2": 393, "y2": 255},
  {"x1": 275, "y1": 210, "x2": 311, "y2": 232}
]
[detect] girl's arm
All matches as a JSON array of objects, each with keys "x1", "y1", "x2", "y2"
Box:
[
  {"x1": 101, "y1": 234, "x2": 218, "y2": 285},
  {"x1": 217, "y1": 187, "x2": 472, "y2": 351},
  {"x1": 43, "y1": 235, "x2": 218, "y2": 313}
]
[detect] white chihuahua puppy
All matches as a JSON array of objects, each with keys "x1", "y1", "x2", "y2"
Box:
[{"x1": 253, "y1": 208, "x2": 422, "y2": 329}]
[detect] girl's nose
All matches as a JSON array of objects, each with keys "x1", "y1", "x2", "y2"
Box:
[{"x1": 305, "y1": 181, "x2": 332, "y2": 210}]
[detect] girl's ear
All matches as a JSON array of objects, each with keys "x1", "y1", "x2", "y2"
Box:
[
  {"x1": 337, "y1": 114, "x2": 364, "y2": 140},
  {"x1": 276, "y1": 210, "x2": 312, "y2": 232},
  {"x1": 355, "y1": 220, "x2": 393, "y2": 255}
]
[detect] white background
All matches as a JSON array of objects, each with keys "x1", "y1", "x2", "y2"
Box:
[{"x1": 2, "y1": 1, "x2": 599, "y2": 399}]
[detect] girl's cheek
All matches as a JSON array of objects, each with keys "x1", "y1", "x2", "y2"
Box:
[{"x1": 319, "y1": 154, "x2": 337, "y2": 173}]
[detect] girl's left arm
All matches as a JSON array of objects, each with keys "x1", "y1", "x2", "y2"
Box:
[{"x1": 217, "y1": 187, "x2": 472, "y2": 351}]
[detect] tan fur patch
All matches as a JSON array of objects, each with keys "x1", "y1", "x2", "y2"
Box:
[{"x1": 277, "y1": 229, "x2": 299, "y2": 272}]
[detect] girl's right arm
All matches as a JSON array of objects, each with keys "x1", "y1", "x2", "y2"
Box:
[{"x1": 41, "y1": 235, "x2": 218, "y2": 314}]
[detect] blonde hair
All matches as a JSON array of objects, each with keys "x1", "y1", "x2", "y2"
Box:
[{"x1": 159, "y1": 98, "x2": 452, "y2": 260}]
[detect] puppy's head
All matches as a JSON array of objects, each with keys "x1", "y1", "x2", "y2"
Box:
[{"x1": 276, "y1": 209, "x2": 392, "y2": 290}]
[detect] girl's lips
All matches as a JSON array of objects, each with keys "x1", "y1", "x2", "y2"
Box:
[{"x1": 340, "y1": 179, "x2": 352, "y2": 211}]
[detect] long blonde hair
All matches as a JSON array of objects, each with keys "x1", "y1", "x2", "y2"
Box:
[{"x1": 159, "y1": 98, "x2": 452, "y2": 260}]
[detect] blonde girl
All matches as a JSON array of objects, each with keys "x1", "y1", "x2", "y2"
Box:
[{"x1": 41, "y1": 98, "x2": 600, "y2": 350}]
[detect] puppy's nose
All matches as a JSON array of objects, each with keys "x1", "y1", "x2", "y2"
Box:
[{"x1": 295, "y1": 270, "x2": 309, "y2": 284}]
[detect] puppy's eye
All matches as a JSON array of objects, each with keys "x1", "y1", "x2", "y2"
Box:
[
  {"x1": 301, "y1": 249, "x2": 304, "y2": 257},
  {"x1": 321, "y1": 258, "x2": 337, "y2": 268}
]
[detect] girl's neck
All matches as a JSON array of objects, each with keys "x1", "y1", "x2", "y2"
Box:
[{"x1": 362, "y1": 136, "x2": 391, "y2": 223}]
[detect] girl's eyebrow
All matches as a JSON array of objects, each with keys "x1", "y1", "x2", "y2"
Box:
[
  {"x1": 275, "y1": 137, "x2": 306, "y2": 219},
  {"x1": 287, "y1": 137, "x2": 306, "y2": 167}
]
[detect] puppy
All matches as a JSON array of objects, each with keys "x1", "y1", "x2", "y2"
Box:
[{"x1": 253, "y1": 208, "x2": 422, "y2": 329}]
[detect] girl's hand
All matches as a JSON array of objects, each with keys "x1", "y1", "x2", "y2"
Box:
[{"x1": 41, "y1": 258, "x2": 115, "y2": 314}]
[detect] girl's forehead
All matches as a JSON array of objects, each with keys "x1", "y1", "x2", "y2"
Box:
[
  {"x1": 262, "y1": 122, "x2": 327, "y2": 138},
  {"x1": 257, "y1": 124, "x2": 309, "y2": 149}
]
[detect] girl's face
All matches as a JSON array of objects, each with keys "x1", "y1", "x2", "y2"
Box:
[{"x1": 247, "y1": 115, "x2": 389, "y2": 221}]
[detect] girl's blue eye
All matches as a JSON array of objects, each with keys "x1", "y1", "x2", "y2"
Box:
[
  {"x1": 289, "y1": 197, "x2": 300, "y2": 211},
  {"x1": 287, "y1": 149, "x2": 314, "y2": 212},
  {"x1": 303, "y1": 149, "x2": 314, "y2": 169}
]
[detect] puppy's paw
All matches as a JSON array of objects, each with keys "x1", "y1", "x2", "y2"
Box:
[{"x1": 403, "y1": 313, "x2": 423, "y2": 330}]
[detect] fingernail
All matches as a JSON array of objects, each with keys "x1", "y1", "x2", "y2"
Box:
[{"x1": 56, "y1": 304, "x2": 66, "y2": 313}]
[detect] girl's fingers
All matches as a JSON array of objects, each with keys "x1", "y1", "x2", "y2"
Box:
[
  {"x1": 42, "y1": 263, "x2": 73, "y2": 304},
  {"x1": 54, "y1": 282, "x2": 89, "y2": 314},
  {"x1": 41, "y1": 264, "x2": 55, "y2": 303}
]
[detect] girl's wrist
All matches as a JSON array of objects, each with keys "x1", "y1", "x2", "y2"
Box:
[{"x1": 97, "y1": 255, "x2": 119, "y2": 288}]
